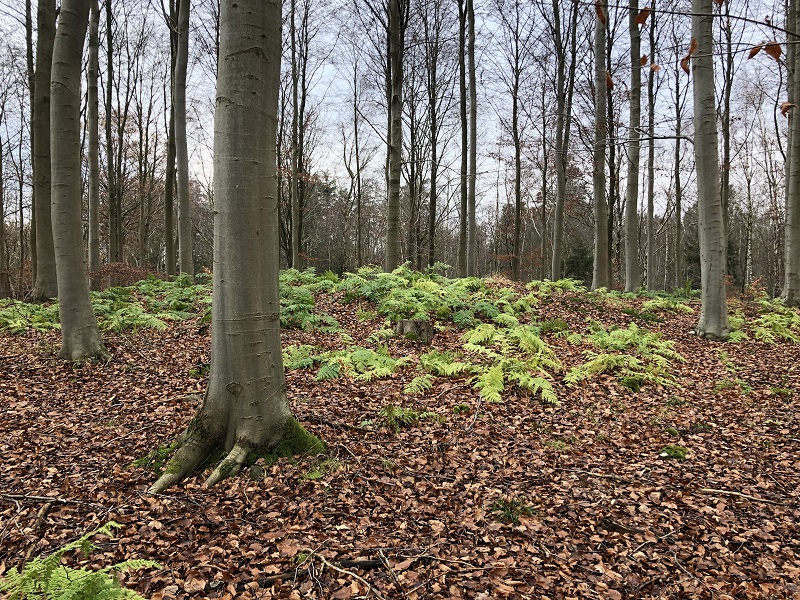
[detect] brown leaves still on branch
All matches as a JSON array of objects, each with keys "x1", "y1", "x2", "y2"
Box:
[{"x1": 1, "y1": 281, "x2": 800, "y2": 598}]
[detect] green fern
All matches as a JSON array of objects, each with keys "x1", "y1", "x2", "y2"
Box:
[
  {"x1": 642, "y1": 297, "x2": 693, "y2": 314},
  {"x1": 473, "y1": 364, "x2": 505, "y2": 403},
  {"x1": 283, "y1": 345, "x2": 318, "y2": 370},
  {"x1": 315, "y1": 361, "x2": 342, "y2": 381},
  {"x1": 0, "y1": 522, "x2": 159, "y2": 600},
  {"x1": 404, "y1": 374, "x2": 434, "y2": 395}
]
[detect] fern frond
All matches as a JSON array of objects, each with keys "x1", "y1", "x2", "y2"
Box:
[
  {"x1": 473, "y1": 365, "x2": 505, "y2": 403},
  {"x1": 404, "y1": 374, "x2": 434, "y2": 395}
]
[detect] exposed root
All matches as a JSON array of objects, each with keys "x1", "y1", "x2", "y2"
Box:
[
  {"x1": 148, "y1": 434, "x2": 215, "y2": 494},
  {"x1": 205, "y1": 444, "x2": 249, "y2": 487}
]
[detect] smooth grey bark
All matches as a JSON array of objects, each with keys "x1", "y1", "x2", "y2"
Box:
[
  {"x1": 51, "y1": 0, "x2": 107, "y2": 361},
  {"x1": 720, "y1": 0, "x2": 733, "y2": 271},
  {"x1": 87, "y1": 0, "x2": 100, "y2": 284},
  {"x1": 672, "y1": 40, "x2": 684, "y2": 290},
  {"x1": 31, "y1": 0, "x2": 57, "y2": 301},
  {"x1": 385, "y1": 0, "x2": 403, "y2": 271},
  {"x1": 26, "y1": 0, "x2": 37, "y2": 283},
  {"x1": 692, "y1": 0, "x2": 729, "y2": 338},
  {"x1": 289, "y1": 0, "x2": 302, "y2": 269},
  {"x1": 164, "y1": 1, "x2": 178, "y2": 276},
  {"x1": 457, "y1": 0, "x2": 467, "y2": 276},
  {"x1": 624, "y1": 0, "x2": 641, "y2": 291},
  {"x1": 175, "y1": 0, "x2": 193, "y2": 277},
  {"x1": 466, "y1": 0, "x2": 477, "y2": 276},
  {"x1": 149, "y1": 0, "x2": 321, "y2": 494},
  {"x1": 591, "y1": 0, "x2": 609, "y2": 290},
  {"x1": 784, "y1": 0, "x2": 800, "y2": 305},
  {"x1": 550, "y1": 0, "x2": 578, "y2": 280},
  {"x1": 0, "y1": 111, "x2": 7, "y2": 298},
  {"x1": 646, "y1": 6, "x2": 656, "y2": 290}
]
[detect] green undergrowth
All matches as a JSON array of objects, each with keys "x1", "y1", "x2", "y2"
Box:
[
  {"x1": 565, "y1": 323, "x2": 684, "y2": 391},
  {"x1": 0, "y1": 522, "x2": 159, "y2": 600},
  {"x1": 284, "y1": 344, "x2": 411, "y2": 382},
  {"x1": 361, "y1": 403, "x2": 445, "y2": 432},
  {"x1": 727, "y1": 299, "x2": 800, "y2": 343}
]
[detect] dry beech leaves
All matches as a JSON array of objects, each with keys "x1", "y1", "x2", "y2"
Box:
[{"x1": 1, "y1": 284, "x2": 799, "y2": 599}]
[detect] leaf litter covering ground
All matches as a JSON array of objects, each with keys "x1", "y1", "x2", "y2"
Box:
[{"x1": 0, "y1": 287, "x2": 799, "y2": 599}]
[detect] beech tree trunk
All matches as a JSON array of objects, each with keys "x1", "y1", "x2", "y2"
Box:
[
  {"x1": 149, "y1": 0, "x2": 322, "y2": 494},
  {"x1": 692, "y1": 0, "x2": 729, "y2": 338},
  {"x1": 624, "y1": 0, "x2": 642, "y2": 292},
  {"x1": 784, "y1": 0, "x2": 800, "y2": 305},
  {"x1": 550, "y1": 0, "x2": 578, "y2": 280},
  {"x1": 466, "y1": 0, "x2": 477, "y2": 276},
  {"x1": 289, "y1": 0, "x2": 302, "y2": 269},
  {"x1": 457, "y1": 0, "x2": 467, "y2": 276},
  {"x1": 31, "y1": 0, "x2": 57, "y2": 301},
  {"x1": 385, "y1": 0, "x2": 403, "y2": 271},
  {"x1": 646, "y1": 7, "x2": 657, "y2": 290},
  {"x1": 87, "y1": 0, "x2": 101, "y2": 285},
  {"x1": 591, "y1": 0, "x2": 609, "y2": 290},
  {"x1": 51, "y1": 0, "x2": 107, "y2": 361},
  {"x1": 175, "y1": 0, "x2": 194, "y2": 277}
]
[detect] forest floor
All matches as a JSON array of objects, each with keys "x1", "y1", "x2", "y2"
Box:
[{"x1": 0, "y1": 277, "x2": 799, "y2": 599}]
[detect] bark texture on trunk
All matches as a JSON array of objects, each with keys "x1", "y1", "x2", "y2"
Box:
[
  {"x1": 466, "y1": 0, "x2": 477, "y2": 276},
  {"x1": 591, "y1": 1, "x2": 609, "y2": 290},
  {"x1": 784, "y1": 0, "x2": 800, "y2": 305},
  {"x1": 385, "y1": 0, "x2": 403, "y2": 271},
  {"x1": 51, "y1": 0, "x2": 107, "y2": 361},
  {"x1": 175, "y1": 0, "x2": 194, "y2": 277},
  {"x1": 457, "y1": 0, "x2": 467, "y2": 277},
  {"x1": 150, "y1": 0, "x2": 321, "y2": 494},
  {"x1": 31, "y1": 0, "x2": 57, "y2": 301},
  {"x1": 624, "y1": 0, "x2": 641, "y2": 292},
  {"x1": 692, "y1": 0, "x2": 729, "y2": 338},
  {"x1": 87, "y1": 0, "x2": 101, "y2": 285}
]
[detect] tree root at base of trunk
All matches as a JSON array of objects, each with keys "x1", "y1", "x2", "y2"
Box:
[{"x1": 147, "y1": 417, "x2": 324, "y2": 494}]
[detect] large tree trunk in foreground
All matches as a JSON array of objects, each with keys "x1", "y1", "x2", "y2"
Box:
[
  {"x1": 149, "y1": 0, "x2": 322, "y2": 495},
  {"x1": 31, "y1": 0, "x2": 57, "y2": 301},
  {"x1": 51, "y1": 0, "x2": 107, "y2": 361},
  {"x1": 692, "y1": 0, "x2": 729, "y2": 338}
]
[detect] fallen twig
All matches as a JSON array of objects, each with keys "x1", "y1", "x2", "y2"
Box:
[
  {"x1": 698, "y1": 488, "x2": 782, "y2": 505},
  {"x1": 318, "y1": 556, "x2": 386, "y2": 600},
  {"x1": 1, "y1": 494, "x2": 103, "y2": 507}
]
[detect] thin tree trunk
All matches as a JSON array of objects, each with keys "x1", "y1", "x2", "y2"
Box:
[
  {"x1": 592, "y1": 0, "x2": 609, "y2": 290},
  {"x1": 87, "y1": 0, "x2": 101, "y2": 286},
  {"x1": 647, "y1": 5, "x2": 657, "y2": 290},
  {"x1": 26, "y1": 0, "x2": 37, "y2": 285},
  {"x1": 175, "y1": 0, "x2": 194, "y2": 277},
  {"x1": 289, "y1": 0, "x2": 301, "y2": 269},
  {"x1": 692, "y1": 0, "x2": 729, "y2": 337},
  {"x1": 31, "y1": 0, "x2": 57, "y2": 301},
  {"x1": 673, "y1": 55, "x2": 683, "y2": 290},
  {"x1": 551, "y1": 0, "x2": 578, "y2": 280},
  {"x1": 51, "y1": 0, "x2": 107, "y2": 361},
  {"x1": 105, "y1": 0, "x2": 119, "y2": 266},
  {"x1": 385, "y1": 0, "x2": 403, "y2": 271},
  {"x1": 457, "y1": 0, "x2": 467, "y2": 276},
  {"x1": 624, "y1": 0, "x2": 642, "y2": 291},
  {"x1": 149, "y1": 0, "x2": 321, "y2": 494},
  {"x1": 466, "y1": 0, "x2": 477, "y2": 276},
  {"x1": 784, "y1": 0, "x2": 800, "y2": 305},
  {"x1": 0, "y1": 132, "x2": 7, "y2": 298}
]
